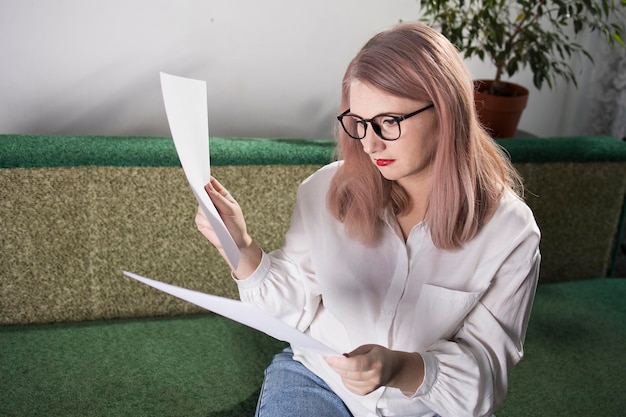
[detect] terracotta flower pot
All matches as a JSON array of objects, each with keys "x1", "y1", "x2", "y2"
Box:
[{"x1": 474, "y1": 80, "x2": 529, "y2": 138}]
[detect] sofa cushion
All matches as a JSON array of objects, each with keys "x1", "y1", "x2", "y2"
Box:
[{"x1": 1, "y1": 278, "x2": 624, "y2": 416}]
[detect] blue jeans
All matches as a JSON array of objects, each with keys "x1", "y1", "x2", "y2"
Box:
[
  {"x1": 255, "y1": 348, "x2": 496, "y2": 417},
  {"x1": 255, "y1": 348, "x2": 353, "y2": 417}
]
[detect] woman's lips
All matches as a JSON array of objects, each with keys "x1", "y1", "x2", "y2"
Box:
[{"x1": 375, "y1": 159, "x2": 395, "y2": 167}]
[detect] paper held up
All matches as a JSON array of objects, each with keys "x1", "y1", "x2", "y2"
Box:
[
  {"x1": 123, "y1": 271, "x2": 340, "y2": 356},
  {"x1": 160, "y1": 72, "x2": 241, "y2": 269}
]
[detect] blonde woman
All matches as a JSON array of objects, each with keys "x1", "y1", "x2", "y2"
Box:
[{"x1": 196, "y1": 22, "x2": 540, "y2": 417}]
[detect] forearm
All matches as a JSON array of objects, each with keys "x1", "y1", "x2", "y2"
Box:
[
  {"x1": 326, "y1": 345, "x2": 425, "y2": 397},
  {"x1": 387, "y1": 350, "x2": 425, "y2": 396},
  {"x1": 232, "y1": 237, "x2": 263, "y2": 279}
]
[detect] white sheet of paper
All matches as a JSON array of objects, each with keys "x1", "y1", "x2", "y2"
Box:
[
  {"x1": 123, "y1": 271, "x2": 340, "y2": 356},
  {"x1": 160, "y1": 72, "x2": 241, "y2": 269}
]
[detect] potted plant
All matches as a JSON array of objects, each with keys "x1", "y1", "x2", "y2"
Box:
[{"x1": 418, "y1": 0, "x2": 626, "y2": 137}]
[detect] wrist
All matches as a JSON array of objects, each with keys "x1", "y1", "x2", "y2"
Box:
[
  {"x1": 388, "y1": 351, "x2": 425, "y2": 396},
  {"x1": 232, "y1": 240, "x2": 262, "y2": 280}
]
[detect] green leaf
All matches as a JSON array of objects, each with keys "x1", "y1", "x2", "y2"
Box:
[
  {"x1": 417, "y1": 0, "x2": 626, "y2": 90},
  {"x1": 574, "y1": 19, "x2": 583, "y2": 33}
]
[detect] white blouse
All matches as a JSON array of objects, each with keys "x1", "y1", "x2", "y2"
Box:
[{"x1": 236, "y1": 161, "x2": 541, "y2": 417}]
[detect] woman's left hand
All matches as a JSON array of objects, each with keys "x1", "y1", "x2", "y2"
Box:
[
  {"x1": 325, "y1": 344, "x2": 424, "y2": 396},
  {"x1": 325, "y1": 344, "x2": 397, "y2": 395}
]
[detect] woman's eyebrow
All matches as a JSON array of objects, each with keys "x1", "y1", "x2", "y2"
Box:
[{"x1": 348, "y1": 110, "x2": 404, "y2": 119}]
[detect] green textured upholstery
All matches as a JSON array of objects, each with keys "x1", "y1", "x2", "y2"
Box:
[
  {"x1": 1, "y1": 134, "x2": 626, "y2": 324},
  {"x1": 1, "y1": 134, "x2": 625, "y2": 417},
  {"x1": 1, "y1": 278, "x2": 624, "y2": 416}
]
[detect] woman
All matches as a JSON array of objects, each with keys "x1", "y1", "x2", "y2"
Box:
[{"x1": 196, "y1": 22, "x2": 540, "y2": 417}]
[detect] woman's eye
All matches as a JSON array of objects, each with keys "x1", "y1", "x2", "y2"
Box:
[{"x1": 381, "y1": 117, "x2": 398, "y2": 127}]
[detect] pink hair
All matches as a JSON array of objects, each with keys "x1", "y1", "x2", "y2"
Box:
[{"x1": 327, "y1": 22, "x2": 522, "y2": 250}]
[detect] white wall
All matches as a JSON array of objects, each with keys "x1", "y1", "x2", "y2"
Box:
[{"x1": 0, "y1": 0, "x2": 576, "y2": 139}]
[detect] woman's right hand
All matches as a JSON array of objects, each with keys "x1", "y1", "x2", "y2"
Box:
[{"x1": 195, "y1": 177, "x2": 262, "y2": 279}]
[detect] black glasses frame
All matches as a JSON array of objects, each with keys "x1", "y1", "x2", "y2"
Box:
[{"x1": 336, "y1": 103, "x2": 434, "y2": 141}]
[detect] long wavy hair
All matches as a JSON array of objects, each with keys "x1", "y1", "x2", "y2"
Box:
[{"x1": 327, "y1": 22, "x2": 522, "y2": 250}]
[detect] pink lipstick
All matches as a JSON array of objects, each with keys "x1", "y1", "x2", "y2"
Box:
[{"x1": 375, "y1": 159, "x2": 395, "y2": 167}]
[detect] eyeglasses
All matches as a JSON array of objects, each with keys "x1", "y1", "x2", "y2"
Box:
[{"x1": 336, "y1": 103, "x2": 434, "y2": 141}]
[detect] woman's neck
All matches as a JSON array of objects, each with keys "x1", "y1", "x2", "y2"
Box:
[{"x1": 395, "y1": 176, "x2": 432, "y2": 241}]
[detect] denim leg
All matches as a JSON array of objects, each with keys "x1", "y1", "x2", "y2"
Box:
[{"x1": 255, "y1": 348, "x2": 353, "y2": 417}]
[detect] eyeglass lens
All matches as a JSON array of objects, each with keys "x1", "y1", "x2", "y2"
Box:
[{"x1": 343, "y1": 115, "x2": 401, "y2": 140}]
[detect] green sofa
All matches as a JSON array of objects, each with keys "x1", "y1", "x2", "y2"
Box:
[{"x1": 1, "y1": 134, "x2": 625, "y2": 416}]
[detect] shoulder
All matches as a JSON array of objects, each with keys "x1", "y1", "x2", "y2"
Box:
[
  {"x1": 288, "y1": 161, "x2": 343, "y2": 211},
  {"x1": 292, "y1": 161, "x2": 343, "y2": 221},
  {"x1": 455, "y1": 190, "x2": 540, "y2": 280},
  {"x1": 298, "y1": 160, "x2": 343, "y2": 194},
  {"x1": 496, "y1": 190, "x2": 536, "y2": 225},
  {"x1": 483, "y1": 189, "x2": 540, "y2": 243}
]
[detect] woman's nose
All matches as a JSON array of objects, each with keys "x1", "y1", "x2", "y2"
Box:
[{"x1": 360, "y1": 128, "x2": 385, "y2": 154}]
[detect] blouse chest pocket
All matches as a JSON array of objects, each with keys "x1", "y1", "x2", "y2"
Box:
[{"x1": 407, "y1": 283, "x2": 484, "y2": 349}]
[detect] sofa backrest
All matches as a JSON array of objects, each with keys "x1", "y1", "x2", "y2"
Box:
[{"x1": 2, "y1": 135, "x2": 625, "y2": 325}]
